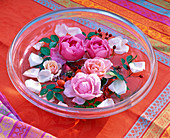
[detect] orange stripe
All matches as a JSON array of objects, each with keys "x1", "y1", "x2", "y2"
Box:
[{"x1": 71, "y1": 0, "x2": 170, "y2": 45}]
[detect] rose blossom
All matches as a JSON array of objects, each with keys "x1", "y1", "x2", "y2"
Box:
[
  {"x1": 86, "y1": 36, "x2": 111, "y2": 58},
  {"x1": 81, "y1": 57, "x2": 113, "y2": 78},
  {"x1": 59, "y1": 35, "x2": 85, "y2": 61},
  {"x1": 63, "y1": 72, "x2": 102, "y2": 105},
  {"x1": 43, "y1": 60, "x2": 61, "y2": 75}
]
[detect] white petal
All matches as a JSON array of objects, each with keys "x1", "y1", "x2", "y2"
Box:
[
  {"x1": 23, "y1": 68, "x2": 40, "y2": 78},
  {"x1": 114, "y1": 45, "x2": 129, "y2": 54},
  {"x1": 55, "y1": 24, "x2": 68, "y2": 37},
  {"x1": 129, "y1": 62, "x2": 145, "y2": 73},
  {"x1": 37, "y1": 69, "x2": 54, "y2": 83},
  {"x1": 28, "y1": 53, "x2": 43, "y2": 67},
  {"x1": 25, "y1": 79, "x2": 41, "y2": 93},
  {"x1": 58, "y1": 101, "x2": 68, "y2": 107},
  {"x1": 54, "y1": 69, "x2": 62, "y2": 77},
  {"x1": 40, "y1": 96, "x2": 55, "y2": 102},
  {"x1": 67, "y1": 27, "x2": 82, "y2": 36},
  {"x1": 33, "y1": 42, "x2": 45, "y2": 50},
  {"x1": 97, "y1": 98, "x2": 114, "y2": 108},
  {"x1": 108, "y1": 36, "x2": 122, "y2": 49},
  {"x1": 108, "y1": 79, "x2": 127, "y2": 95}
]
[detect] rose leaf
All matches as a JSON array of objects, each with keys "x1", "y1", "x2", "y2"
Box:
[
  {"x1": 49, "y1": 42, "x2": 57, "y2": 49},
  {"x1": 121, "y1": 58, "x2": 125, "y2": 64},
  {"x1": 50, "y1": 35, "x2": 59, "y2": 42},
  {"x1": 40, "y1": 88, "x2": 48, "y2": 95},
  {"x1": 40, "y1": 47, "x2": 50, "y2": 56},
  {"x1": 94, "y1": 101, "x2": 101, "y2": 107},
  {"x1": 46, "y1": 91, "x2": 54, "y2": 101},
  {"x1": 53, "y1": 88, "x2": 64, "y2": 93},
  {"x1": 54, "y1": 93, "x2": 64, "y2": 102},
  {"x1": 46, "y1": 84, "x2": 56, "y2": 89}
]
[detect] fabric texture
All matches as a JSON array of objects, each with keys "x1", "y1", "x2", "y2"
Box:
[{"x1": 0, "y1": 0, "x2": 169, "y2": 137}]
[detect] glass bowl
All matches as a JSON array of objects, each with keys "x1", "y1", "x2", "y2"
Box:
[{"x1": 7, "y1": 8, "x2": 157, "y2": 119}]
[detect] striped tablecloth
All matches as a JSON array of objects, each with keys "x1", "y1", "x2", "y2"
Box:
[{"x1": 0, "y1": 0, "x2": 169, "y2": 137}]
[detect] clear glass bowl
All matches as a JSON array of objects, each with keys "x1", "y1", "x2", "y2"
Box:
[{"x1": 7, "y1": 8, "x2": 157, "y2": 119}]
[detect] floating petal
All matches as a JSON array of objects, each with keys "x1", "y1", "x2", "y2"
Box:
[
  {"x1": 37, "y1": 69, "x2": 54, "y2": 83},
  {"x1": 72, "y1": 96, "x2": 85, "y2": 105},
  {"x1": 33, "y1": 42, "x2": 45, "y2": 50},
  {"x1": 55, "y1": 24, "x2": 68, "y2": 37},
  {"x1": 108, "y1": 79, "x2": 127, "y2": 95},
  {"x1": 108, "y1": 36, "x2": 129, "y2": 54},
  {"x1": 97, "y1": 98, "x2": 114, "y2": 108},
  {"x1": 58, "y1": 101, "x2": 68, "y2": 107},
  {"x1": 25, "y1": 79, "x2": 41, "y2": 93},
  {"x1": 67, "y1": 27, "x2": 82, "y2": 36},
  {"x1": 23, "y1": 68, "x2": 40, "y2": 78},
  {"x1": 28, "y1": 53, "x2": 43, "y2": 67},
  {"x1": 129, "y1": 62, "x2": 145, "y2": 73}
]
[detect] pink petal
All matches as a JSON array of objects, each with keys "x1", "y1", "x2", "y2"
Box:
[
  {"x1": 50, "y1": 47, "x2": 66, "y2": 65},
  {"x1": 63, "y1": 80, "x2": 76, "y2": 98},
  {"x1": 75, "y1": 34, "x2": 86, "y2": 41},
  {"x1": 72, "y1": 96, "x2": 85, "y2": 105}
]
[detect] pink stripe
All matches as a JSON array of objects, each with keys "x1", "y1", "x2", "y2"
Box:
[
  {"x1": 7, "y1": 121, "x2": 18, "y2": 138},
  {"x1": 109, "y1": 0, "x2": 170, "y2": 26},
  {"x1": 24, "y1": 125, "x2": 32, "y2": 138},
  {"x1": 0, "y1": 116, "x2": 5, "y2": 123}
]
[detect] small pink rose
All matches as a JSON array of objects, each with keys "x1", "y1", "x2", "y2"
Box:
[
  {"x1": 81, "y1": 57, "x2": 113, "y2": 78},
  {"x1": 63, "y1": 72, "x2": 102, "y2": 105},
  {"x1": 86, "y1": 36, "x2": 111, "y2": 58},
  {"x1": 59, "y1": 35, "x2": 85, "y2": 61},
  {"x1": 43, "y1": 60, "x2": 61, "y2": 75}
]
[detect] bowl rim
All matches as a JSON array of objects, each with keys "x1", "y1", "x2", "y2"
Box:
[{"x1": 7, "y1": 7, "x2": 158, "y2": 117}]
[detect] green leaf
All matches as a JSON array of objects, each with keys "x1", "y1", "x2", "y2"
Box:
[
  {"x1": 39, "y1": 37, "x2": 51, "y2": 43},
  {"x1": 112, "y1": 70, "x2": 124, "y2": 80},
  {"x1": 116, "y1": 73, "x2": 124, "y2": 80},
  {"x1": 123, "y1": 64, "x2": 129, "y2": 70},
  {"x1": 87, "y1": 32, "x2": 97, "y2": 38},
  {"x1": 82, "y1": 32, "x2": 86, "y2": 36},
  {"x1": 87, "y1": 98, "x2": 95, "y2": 103},
  {"x1": 101, "y1": 78, "x2": 107, "y2": 88},
  {"x1": 86, "y1": 105, "x2": 94, "y2": 108},
  {"x1": 106, "y1": 72, "x2": 116, "y2": 76},
  {"x1": 50, "y1": 35, "x2": 59, "y2": 42},
  {"x1": 49, "y1": 42, "x2": 57, "y2": 49},
  {"x1": 126, "y1": 55, "x2": 133, "y2": 63},
  {"x1": 40, "y1": 47, "x2": 50, "y2": 56},
  {"x1": 87, "y1": 37, "x2": 91, "y2": 40},
  {"x1": 46, "y1": 91, "x2": 54, "y2": 101},
  {"x1": 115, "y1": 92, "x2": 121, "y2": 98},
  {"x1": 121, "y1": 58, "x2": 125, "y2": 64},
  {"x1": 39, "y1": 53, "x2": 45, "y2": 57},
  {"x1": 131, "y1": 55, "x2": 137, "y2": 62},
  {"x1": 94, "y1": 101, "x2": 101, "y2": 107},
  {"x1": 54, "y1": 93, "x2": 64, "y2": 102},
  {"x1": 46, "y1": 84, "x2": 56, "y2": 89},
  {"x1": 40, "y1": 88, "x2": 48, "y2": 95},
  {"x1": 41, "y1": 84, "x2": 46, "y2": 87},
  {"x1": 127, "y1": 87, "x2": 130, "y2": 90},
  {"x1": 53, "y1": 88, "x2": 64, "y2": 92}
]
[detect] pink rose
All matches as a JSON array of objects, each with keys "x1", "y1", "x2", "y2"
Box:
[
  {"x1": 86, "y1": 36, "x2": 111, "y2": 58},
  {"x1": 63, "y1": 72, "x2": 102, "y2": 105},
  {"x1": 59, "y1": 35, "x2": 85, "y2": 61},
  {"x1": 81, "y1": 57, "x2": 113, "y2": 78},
  {"x1": 43, "y1": 60, "x2": 61, "y2": 75}
]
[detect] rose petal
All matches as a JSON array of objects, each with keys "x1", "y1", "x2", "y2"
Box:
[
  {"x1": 63, "y1": 80, "x2": 76, "y2": 97},
  {"x1": 37, "y1": 69, "x2": 54, "y2": 83},
  {"x1": 57, "y1": 101, "x2": 68, "y2": 107},
  {"x1": 55, "y1": 24, "x2": 68, "y2": 37},
  {"x1": 23, "y1": 68, "x2": 40, "y2": 78},
  {"x1": 129, "y1": 62, "x2": 145, "y2": 73},
  {"x1": 28, "y1": 53, "x2": 43, "y2": 67},
  {"x1": 25, "y1": 79, "x2": 41, "y2": 93},
  {"x1": 50, "y1": 47, "x2": 66, "y2": 65},
  {"x1": 75, "y1": 34, "x2": 86, "y2": 41},
  {"x1": 108, "y1": 79, "x2": 127, "y2": 95},
  {"x1": 67, "y1": 27, "x2": 82, "y2": 36},
  {"x1": 33, "y1": 42, "x2": 45, "y2": 50},
  {"x1": 114, "y1": 45, "x2": 129, "y2": 54},
  {"x1": 72, "y1": 96, "x2": 85, "y2": 105},
  {"x1": 97, "y1": 98, "x2": 114, "y2": 108}
]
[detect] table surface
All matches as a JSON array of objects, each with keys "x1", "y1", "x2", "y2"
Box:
[{"x1": 0, "y1": 0, "x2": 170, "y2": 137}]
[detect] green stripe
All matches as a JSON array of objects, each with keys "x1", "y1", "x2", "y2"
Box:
[
  {"x1": 53, "y1": 0, "x2": 83, "y2": 7},
  {"x1": 147, "y1": 0, "x2": 170, "y2": 9}
]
